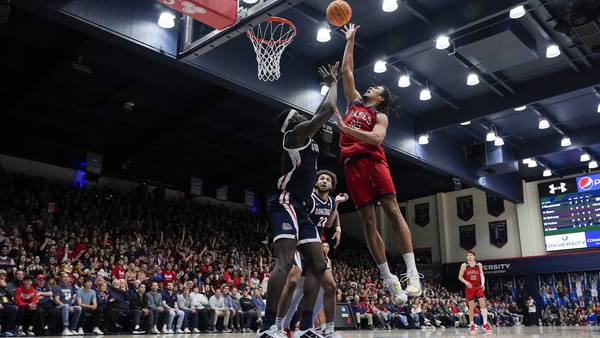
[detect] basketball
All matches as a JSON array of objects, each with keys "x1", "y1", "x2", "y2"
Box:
[{"x1": 326, "y1": 0, "x2": 352, "y2": 27}]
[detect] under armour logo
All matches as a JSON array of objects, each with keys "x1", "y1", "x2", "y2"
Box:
[{"x1": 549, "y1": 183, "x2": 567, "y2": 194}]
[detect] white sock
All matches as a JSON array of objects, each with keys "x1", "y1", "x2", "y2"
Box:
[
  {"x1": 402, "y1": 253, "x2": 417, "y2": 275},
  {"x1": 325, "y1": 322, "x2": 335, "y2": 334},
  {"x1": 275, "y1": 317, "x2": 283, "y2": 330},
  {"x1": 378, "y1": 262, "x2": 395, "y2": 280},
  {"x1": 481, "y1": 309, "x2": 488, "y2": 324}
]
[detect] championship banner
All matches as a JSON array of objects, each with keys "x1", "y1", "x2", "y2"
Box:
[
  {"x1": 457, "y1": 195, "x2": 474, "y2": 221},
  {"x1": 489, "y1": 220, "x2": 508, "y2": 248},
  {"x1": 486, "y1": 193, "x2": 505, "y2": 217},
  {"x1": 414, "y1": 203, "x2": 430, "y2": 227},
  {"x1": 459, "y1": 224, "x2": 476, "y2": 250},
  {"x1": 216, "y1": 185, "x2": 228, "y2": 201}
]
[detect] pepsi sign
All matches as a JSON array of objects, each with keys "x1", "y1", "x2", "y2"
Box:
[{"x1": 576, "y1": 173, "x2": 600, "y2": 192}]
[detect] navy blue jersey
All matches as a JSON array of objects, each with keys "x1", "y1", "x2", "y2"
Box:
[
  {"x1": 310, "y1": 192, "x2": 334, "y2": 238},
  {"x1": 275, "y1": 132, "x2": 319, "y2": 203}
]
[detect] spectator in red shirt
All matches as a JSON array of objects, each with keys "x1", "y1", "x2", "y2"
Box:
[
  {"x1": 161, "y1": 263, "x2": 176, "y2": 288},
  {"x1": 14, "y1": 276, "x2": 41, "y2": 335},
  {"x1": 111, "y1": 257, "x2": 126, "y2": 280}
]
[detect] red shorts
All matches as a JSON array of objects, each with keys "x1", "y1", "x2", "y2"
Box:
[
  {"x1": 465, "y1": 286, "x2": 485, "y2": 301},
  {"x1": 343, "y1": 155, "x2": 396, "y2": 209}
]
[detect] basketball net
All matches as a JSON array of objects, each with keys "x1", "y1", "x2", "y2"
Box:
[{"x1": 247, "y1": 17, "x2": 297, "y2": 82}]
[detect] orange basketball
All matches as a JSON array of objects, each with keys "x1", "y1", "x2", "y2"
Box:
[{"x1": 326, "y1": 0, "x2": 352, "y2": 27}]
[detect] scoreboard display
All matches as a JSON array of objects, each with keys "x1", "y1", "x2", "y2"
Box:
[{"x1": 538, "y1": 173, "x2": 600, "y2": 252}]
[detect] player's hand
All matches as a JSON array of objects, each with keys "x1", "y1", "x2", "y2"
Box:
[
  {"x1": 332, "y1": 231, "x2": 341, "y2": 249},
  {"x1": 318, "y1": 61, "x2": 341, "y2": 86},
  {"x1": 335, "y1": 193, "x2": 349, "y2": 204},
  {"x1": 334, "y1": 107, "x2": 348, "y2": 133},
  {"x1": 481, "y1": 285, "x2": 485, "y2": 291},
  {"x1": 341, "y1": 23, "x2": 360, "y2": 41},
  {"x1": 465, "y1": 282, "x2": 473, "y2": 289}
]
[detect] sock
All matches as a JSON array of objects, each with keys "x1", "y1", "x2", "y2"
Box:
[
  {"x1": 481, "y1": 308, "x2": 488, "y2": 324},
  {"x1": 377, "y1": 262, "x2": 395, "y2": 280},
  {"x1": 320, "y1": 323, "x2": 326, "y2": 330},
  {"x1": 325, "y1": 322, "x2": 335, "y2": 334},
  {"x1": 402, "y1": 253, "x2": 417, "y2": 275},
  {"x1": 299, "y1": 310, "x2": 313, "y2": 331},
  {"x1": 260, "y1": 310, "x2": 277, "y2": 331},
  {"x1": 275, "y1": 317, "x2": 283, "y2": 330}
]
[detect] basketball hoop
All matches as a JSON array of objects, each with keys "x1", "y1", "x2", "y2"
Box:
[{"x1": 247, "y1": 17, "x2": 297, "y2": 82}]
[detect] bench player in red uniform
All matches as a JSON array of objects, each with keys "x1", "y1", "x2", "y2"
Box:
[
  {"x1": 334, "y1": 23, "x2": 421, "y2": 303},
  {"x1": 458, "y1": 251, "x2": 492, "y2": 333}
]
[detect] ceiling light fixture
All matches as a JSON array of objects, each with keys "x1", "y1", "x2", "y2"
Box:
[
  {"x1": 523, "y1": 158, "x2": 532, "y2": 164},
  {"x1": 590, "y1": 160, "x2": 599, "y2": 169},
  {"x1": 435, "y1": 35, "x2": 451, "y2": 50},
  {"x1": 382, "y1": 0, "x2": 399, "y2": 13},
  {"x1": 528, "y1": 160, "x2": 538, "y2": 168},
  {"x1": 561, "y1": 136, "x2": 571, "y2": 147},
  {"x1": 466, "y1": 72, "x2": 480, "y2": 86},
  {"x1": 546, "y1": 44, "x2": 561, "y2": 58},
  {"x1": 514, "y1": 106, "x2": 527, "y2": 111},
  {"x1": 420, "y1": 82, "x2": 431, "y2": 101},
  {"x1": 158, "y1": 12, "x2": 176, "y2": 29},
  {"x1": 538, "y1": 118, "x2": 550, "y2": 130},
  {"x1": 316, "y1": 27, "x2": 331, "y2": 42},
  {"x1": 543, "y1": 168, "x2": 552, "y2": 177},
  {"x1": 398, "y1": 74, "x2": 411, "y2": 88},
  {"x1": 581, "y1": 152, "x2": 591, "y2": 162},
  {"x1": 486, "y1": 129, "x2": 496, "y2": 142},
  {"x1": 374, "y1": 60, "x2": 387, "y2": 73},
  {"x1": 597, "y1": 103, "x2": 600, "y2": 113},
  {"x1": 494, "y1": 136, "x2": 505, "y2": 146},
  {"x1": 509, "y1": 5, "x2": 526, "y2": 19},
  {"x1": 418, "y1": 134, "x2": 429, "y2": 145},
  {"x1": 460, "y1": 121, "x2": 471, "y2": 126}
]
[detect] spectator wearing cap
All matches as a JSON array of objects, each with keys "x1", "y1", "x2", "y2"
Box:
[
  {"x1": 75, "y1": 279, "x2": 103, "y2": 335},
  {"x1": 34, "y1": 275, "x2": 53, "y2": 335},
  {"x1": 53, "y1": 272, "x2": 82, "y2": 336},
  {"x1": 14, "y1": 275, "x2": 40, "y2": 336},
  {"x1": 0, "y1": 277, "x2": 17, "y2": 336}
]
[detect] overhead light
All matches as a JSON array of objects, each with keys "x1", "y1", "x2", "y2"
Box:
[
  {"x1": 460, "y1": 121, "x2": 471, "y2": 126},
  {"x1": 316, "y1": 27, "x2": 331, "y2": 42},
  {"x1": 418, "y1": 134, "x2": 429, "y2": 145},
  {"x1": 466, "y1": 72, "x2": 480, "y2": 86},
  {"x1": 374, "y1": 60, "x2": 387, "y2": 73},
  {"x1": 543, "y1": 169, "x2": 552, "y2": 177},
  {"x1": 382, "y1": 0, "x2": 399, "y2": 13},
  {"x1": 597, "y1": 103, "x2": 600, "y2": 113},
  {"x1": 546, "y1": 44, "x2": 561, "y2": 58},
  {"x1": 494, "y1": 136, "x2": 505, "y2": 146},
  {"x1": 398, "y1": 74, "x2": 411, "y2": 88},
  {"x1": 538, "y1": 118, "x2": 550, "y2": 130},
  {"x1": 514, "y1": 106, "x2": 527, "y2": 111},
  {"x1": 581, "y1": 152, "x2": 591, "y2": 162},
  {"x1": 419, "y1": 88, "x2": 431, "y2": 101},
  {"x1": 509, "y1": 5, "x2": 526, "y2": 19},
  {"x1": 561, "y1": 136, "x2": 571, "y2": 147},
  {"x1": 523, "y1": 158, "x2": 532, "y2": 164},
  {"x1": 528, "y1": 160, "x2": 538, "y2": 168},
  {"x1": 320, "y1": 85, "x2": 330, "y2": 96},
  {"x1": 158, "y1": 12, "x2": 176, "y2": 29},
  {"x1": 486, "y1": 130, "x2": 496, "y2": 142},
  {"x1": 435, "y1": 35, "x2": 451, "y2": 50},
  {"x1": 590, "y1": 160, "x2": 599, "y2": 169}
]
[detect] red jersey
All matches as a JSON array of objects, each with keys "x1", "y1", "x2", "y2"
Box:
[
  {"x1": 161, "y1": 271, "x2": 176, "y2": 286},
  {"x1": 463, "y1": 262, "x2": 482, "y2": 287},
  {"x1": 111, "y1": 266, "x2": 125, "y2": 280},
  {"x1": 339, "y1": 99, "x2": 387, "y2": 162},
  {"x1": 14, "y1": 286, "x2": 38, "y2": 307}
]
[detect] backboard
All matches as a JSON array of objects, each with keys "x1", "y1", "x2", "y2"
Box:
[{"x1": 177, "y1": 0, "x2": 303, "y2": 61}]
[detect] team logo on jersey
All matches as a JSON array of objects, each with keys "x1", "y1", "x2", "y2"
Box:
[
  {"x1": 281, "y1": 223, "x2": 293, "y2": 231},
  {"x1": 548, "y1": 182, "x2": 567, "y2": 194}
]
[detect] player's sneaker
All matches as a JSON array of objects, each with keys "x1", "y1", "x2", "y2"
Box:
[
  {"x1": 322, "y1": 332, "x2": 341, "y2": 338},
  {"x1": 256, "y1": 325, "x2": 287, "y2": 338},
  {"x1": 383, "y1": 275, "x2": 408, "y2": 304},
  {"x1": 400, "y1": 271, "x2": 423, "y2": 297},
  {"x1": 292, "y1": 328, "x2": 325, "y2": 338},
  {"x1": 469, "y1": 324, "x2": 476, "y2": 333},
  {"x1": 483, "y1": 323, "x2": 492, "y2": 332}
]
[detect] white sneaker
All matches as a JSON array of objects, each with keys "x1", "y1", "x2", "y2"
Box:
[
  {"x1": 92, "y1": 327, "x2": 104, "y2": 335},
  {"x1": 183, "y1": 328, "x2": 191, "y2": 333},
  {"x1": 69, "y1": 329, "x2": 78, "y2": 336},
  {"x1": 167, "y1": 329, "x2": 175, "y2": 334},
  {"x1": 192, "y1": 328, "x2": 200, "y2": 333},
  {"x1": 77, "y1": 328, "x2": 84, "y2": 335},
  {"x1": 161, "y1": 327, "x2": 169, "y2": 334},
  {"x1": 400, "y1": 271, "x2": 423, "y2": 297},
  {"x1": 384, "y1": 275, "x2": 408, "y2": 304},
  {"x1": 175, "y1": 329, "x2": 184, "y2": 334},
  {"x1": 256, "y1": 325, "x2": 286, "y2": 338},
  {"x1": 62, "y1": 328, "x2": 73, "y2": 336},
  {"x1": 150, "y1": 327, "x2": 159, "y2": 334},
  {"x1": 292, "y1": 328, "x2": 324, "y2": 338},
  {"x1": 322, "y1": 331, "x2": 341, "y2": 338},
  {"x1": 133, "y1": 326, "x2": 145, "y2": 334}
]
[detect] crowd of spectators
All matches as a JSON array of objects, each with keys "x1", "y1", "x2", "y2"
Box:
[{"x1": 0, "y1": 167, "x2": 598, "y2": 336}]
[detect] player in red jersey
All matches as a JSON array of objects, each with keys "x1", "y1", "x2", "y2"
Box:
[
  {"x1": 458, "y1": 251, "x2": 492, "y2": 333},
  {"x1": 334, "y1": 23, "x2": 421, "y2": 302}
]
